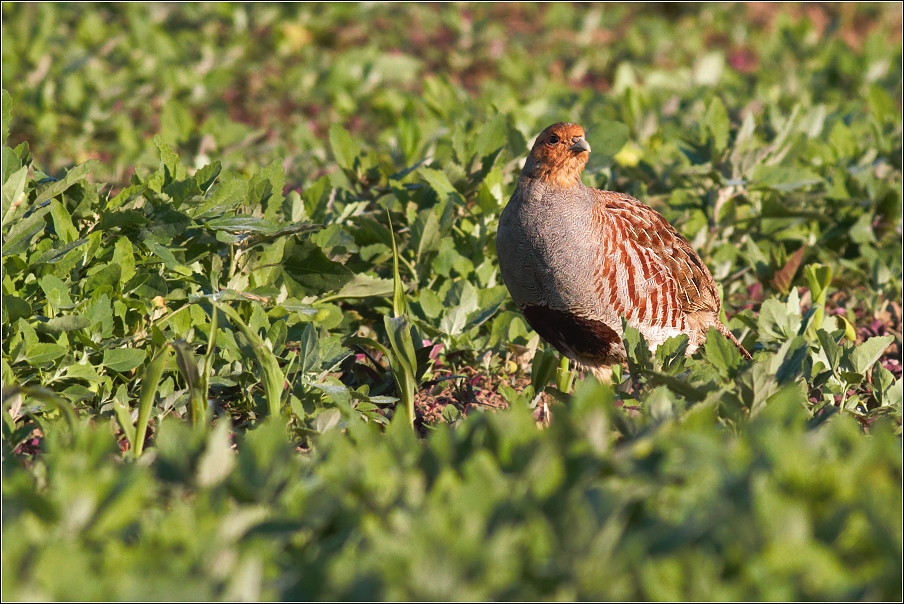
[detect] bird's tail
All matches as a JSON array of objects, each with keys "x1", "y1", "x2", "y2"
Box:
[{"x1": 717, "y1": 322, "x2": 752, "y2": 360}]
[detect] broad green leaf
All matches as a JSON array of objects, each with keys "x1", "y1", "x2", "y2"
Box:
[
  {"x1": 849, "y1": 335, "x2": 894, "y2": 376},
  {"x1": 103, "y1": 348, "x2": 148, "y2": 373},
  {"x1": 195, "y1": 161, "x2": 222, "y2": 192},
  {"x1": 84, "y1": 263, "x2": 122, "y2": 292},
  {"x1": 160, "y1": 100, "x2": 193, "y2": 144},
  {"x1": 282, "y1": 239, "x2": 354, "y2": 295},
  {"x1": 1, "y1": 165, "x2": 28, "y2": 227},
  {"x1": 25, "y1": 343, "x2": 68, "y2": 365},
  {"x1": 411, "y1": 206, "x2": 441, "y2": 262},
  {"x1": 39, "y1": 274, "x2": 73, "y2": 309},
  {"x1": 163, "y1": 177, "x2": 202, "y2": 206},
  {"x1": 152, "y1": 135, "x2": 184, "y2": 188},
  {"x1": 36, "y1": 315, "x2": 90, "y2": 334},
  {"x1": 33, "y1": 160, "x2": 98, "y2": 206},
  {"x1": 113, "y1": 237, "x2": 136, "y2": 284},
  {"x1": 2, "y1": 206, "x2": 49, "y2": 257},
  {"x1": 330, "y1": 273, "x2": 394, "y2": 300},
  {"x1": 419, "y1": 166, "x2": 466, "y2": 207},
  {"x1": 302, "y1": 175, "x2": 330, "y2": 223},
  {"x1": 192, "y1": 178, "x2": 249, "y2": 218},
  {"x1": 2, "y1": 294, "x2": 30, "y2": 324},
  {"x1": 704, "y1": 326, "x2": 740, "y2": 379},
  {"x1": 31, "y1": 237, "x2": 89, "y2": 266},
  {"x1": 206, "y1": 216, "x2": 281, "y2": 234},
  {"x1": 329, "y1": 124, "x2": 361, "y2": 172},
  {"x1": 592, "y1": 121, "x2": 631, "y2": 160},
  {"x1": 622, "y1": 321, "x2": 652, "y2": 375},
  {"x1": 751, "y1": 165, "x2": 821, "y2": 192},
  {"x1": 106, "y1": 182, "x2": 148, "y2": 211}
]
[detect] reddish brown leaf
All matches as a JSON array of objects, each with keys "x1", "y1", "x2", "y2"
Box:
[{"x1": 771, "y1": 246, "x2": 806, "y2": 294}]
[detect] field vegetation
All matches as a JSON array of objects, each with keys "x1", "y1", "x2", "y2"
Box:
[{"x1": 2, "y1": 3, "x2": 902, "y2": 600}]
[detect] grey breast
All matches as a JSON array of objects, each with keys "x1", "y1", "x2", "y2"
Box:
[{"x1": 496, "y1": 180, "x2": 600, "y2": 314}]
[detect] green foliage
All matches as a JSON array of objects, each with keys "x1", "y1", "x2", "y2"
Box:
[
  {"x1": 3, "y1": 385, "x2": 901, "y2": 600},
  {"x1": 1, "y1": 3, "x2": 901, "y2": 601}
]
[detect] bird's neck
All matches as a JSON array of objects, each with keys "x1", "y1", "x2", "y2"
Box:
[{"x1": 521, "y1": 157, "x2": 585, "y2": 189}]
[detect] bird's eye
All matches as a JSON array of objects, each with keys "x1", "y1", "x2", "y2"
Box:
[{"x1": 547, "y1": 134, "x2": 560, "y2": 145}]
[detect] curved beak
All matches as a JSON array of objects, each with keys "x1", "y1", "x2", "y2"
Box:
[{"x1": 570, "y1": 137, "x2": 591, "y2": 154}]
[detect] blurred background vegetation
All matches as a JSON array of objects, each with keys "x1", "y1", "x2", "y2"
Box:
[{"x1": 2, "y1": 3, "x2": 901, "y2": 601}]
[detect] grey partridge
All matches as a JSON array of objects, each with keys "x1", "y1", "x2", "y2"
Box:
[{"x1": 496, "y1": 122, "x2": 750, "y2": 382}]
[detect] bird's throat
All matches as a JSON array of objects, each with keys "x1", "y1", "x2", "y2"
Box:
[{"x1": 522, "y1": 156, "x2": 586, "y2": 188}]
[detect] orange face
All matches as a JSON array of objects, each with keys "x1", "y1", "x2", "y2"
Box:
[{"x1": 523, "y1": 122, "x2": 591, "y2": 186}]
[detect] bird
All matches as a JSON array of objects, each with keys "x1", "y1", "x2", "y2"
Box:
[{"x1": 495, "y1": 122, "x2": 751, "y2": 382}]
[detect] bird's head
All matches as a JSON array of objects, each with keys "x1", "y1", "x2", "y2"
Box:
[{"x1": 521, "y1": 122, "x2": 591, "y2": 187}]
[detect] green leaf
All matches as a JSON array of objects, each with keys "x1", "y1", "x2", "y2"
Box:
[
  {"x1": 817, "y1": 329, "x2": 841, "y2": 372},
  {"x1": 172, "y1": 340, "x2": 206, "y2": 428},
  {"x1": 192, "y1": 178, "x2": 249, "y2": 218},
  {"x1": 206, "y1": 216, "x2": 281, "y2": 234},
  {"x1": 32, "y1": 237, "x2": 89, "y2": 265},
  {"x1": 134, "y1": 347, "x2": 169, "y2": 457},
  {"x1": 592, "y1": 120, "x2": 631, "y2": 159},
  {"x1": 2, "y1": 294, "x2": 30, "y2": 324},
  {"x1": 283, "y1": 239, "x2": 354, "y2": 294},
  {"x1": 197, "y1": 421, "x2": 235, "y2": 487},
  {"x1": 106, "y1": 182, "x2": 148, "y2": 211},
  {"x1": 411, "y1": 206, "x2": 441, "y2": 262},
  {"x1": 39, "y1": 274, "x2": 73, "y2": 309},
  {"x1": 2, "y1": 206, "x2": 50, "y2": 257},
  {"x1": 35, "y1": 315, "x2": 90, "y2": 334},
  {"x1": 849, "y1": 335, "x2": 894, "y2": 376},
  {"x1": 751, "y1": 165, "x2": 821, "y2": 192},
  {"x1": 302, "y1": 175, "x2": 331, "y2": 223},
  {"x1": 706, "y1": 96, "x2": 730, "y2": 153},
  {"x1": 622, "y1": 321, "x2": 652, "y2": 375},
  {"x1": 195, "y1": 161, "x2": 222, "y2": 192},
  {"x1": 329, "y1": 273, "x2": 394, "y2": 301},
  {"x1": 217, "y1": 302, "x2": 286, "y2": 419},
  {"x1": 329, "y1": 123, "x2": 361, "y2": 172},
  {"x1": 103, "y1": 348, "x2": 148, "y2": 373},
  {"x1": 2, "y1": 165, "x2": 28, "y2": 227},
  {"x1": 153, "y1": 135, "x2": 184, "y2": 188},
  {"x1": 33, "y1": 160, "x2": 98, "y2": 206},
  {"x1": 163, "y1": 177, "x2": 202, "y2": 206},
  {"x1": 384, "y1": 314, "x2": 418, "y2": 427},
  {"x1": 531, "y1": 345, "x2": 559, "y2": 394},
  {"x1": 419, "y1": 166, "x2": 466, "y2": 207},
  {"x1": 112, "y1": 385, "x2": 136, "y2": 452},
  {"x1": 160, "y1": 100, "x2": 193, "y2": 144},
  {"x1": 704, "y1": 326, "x2": 740, "y2": 379},
  {"x1": 84, "y1": 263, "x2": 123, "y2": 292},
  {"x1": 1, "y1": 89, "x2": 11, "y2": 144},
  {"x1": 776, "y1": 336, "x2": 809, "y2": 385},
  {"x1": 25, "y1": 343, "x2": 68, "y2": 365},
  {"x1": 112, "y1": 237, "x2": 136, "y2": 285},
  {"x1": 299, "y1": 322, "x2": 320, "y2": 374}
]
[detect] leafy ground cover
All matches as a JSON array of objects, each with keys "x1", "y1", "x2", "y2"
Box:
[{"x1": 2, "y1": 3, "x2": 902, "y2": 600}]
